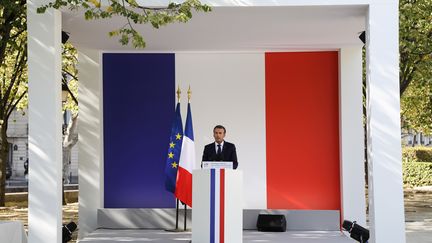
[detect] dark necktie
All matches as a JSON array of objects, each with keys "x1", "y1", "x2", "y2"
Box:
[{"x1": 217, "y1": 144, "x2": 222, "y2": 155}]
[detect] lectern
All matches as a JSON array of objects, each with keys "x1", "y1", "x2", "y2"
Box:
[{"x1": 192, "y1": 169, "x2": 243, "y2": 243}]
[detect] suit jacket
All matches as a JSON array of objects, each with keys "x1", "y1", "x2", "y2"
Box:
[{"x1": 202, "y1": 141, "x2": 238, "y2": 169}]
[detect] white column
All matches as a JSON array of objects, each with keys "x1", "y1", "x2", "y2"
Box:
[
  {"x1": 366, "y1": 2, "x2": 406, "y2": 243},
  {"x1": 339, "y1": 47, "x2": 366, "y2": 226},
  {"x1": 27, "y1": 1, "x2": 63, "y2": 243},
  {"x1": 78, "y1": 49, "x2": 103, "y2": 239}
]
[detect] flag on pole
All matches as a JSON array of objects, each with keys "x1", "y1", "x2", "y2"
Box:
[
  {"x1": 164, "y1": 102, "x2": 183, "y2": 193},
  {"x1": 175, "y1": 102, "x2": 196, "y2": 206}
]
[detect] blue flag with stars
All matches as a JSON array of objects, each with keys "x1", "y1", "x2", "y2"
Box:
[{"x1": 164, "y1": 102, "x2": 183, "y2": 193}]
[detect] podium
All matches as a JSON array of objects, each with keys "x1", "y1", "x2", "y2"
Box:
[{"x1": 192, "y1": 169, "x2": 243, "y2": 243}]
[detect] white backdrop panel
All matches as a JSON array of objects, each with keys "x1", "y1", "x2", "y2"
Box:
[{"x1": 175, "y1": 53, "x2": 267, "y2": 209}]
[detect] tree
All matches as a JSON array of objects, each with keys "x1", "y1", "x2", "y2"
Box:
[
  {"x1": 399, "y1": 0, "x2": 432, "y2": 95},
  {"x1": 61, "y1": 43, "x2": 78, "y2": 204},
  {"x1": 399, "y1": 0, "x2": 432, "y2": 134},
  {"x1": 0, "y1": 0, "x2": 27, "y2": 206}
]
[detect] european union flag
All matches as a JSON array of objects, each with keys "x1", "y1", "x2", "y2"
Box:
[{"x1": 164, "y1": 102, "x2": 183, "y2": 193}]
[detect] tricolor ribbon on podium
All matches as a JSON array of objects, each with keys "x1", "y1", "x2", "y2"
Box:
[
  {"x1": 193, "y1": 169, "x2": 243, "y2": 243},
  {"x1": 210, "y1": 169, "x2": 226, "y2": 243}
]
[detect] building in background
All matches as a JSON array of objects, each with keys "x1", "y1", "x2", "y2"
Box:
[
  {"x1": 402, "y1": 130, "x2": 432, "y2": 147},
  {"x1": 6, "y1": 109, "x2": 78, "y2": 183}
]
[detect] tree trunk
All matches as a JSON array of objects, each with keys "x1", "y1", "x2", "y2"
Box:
[
  {"x1": 62, "y1": 115, "x2": 78, "y2": 205},
  {"x1": 362, "y1": 48, "x2": 368, "y2": 186},
  {"x1": 0, "y1": 126, "x2": 9, "y2": 206}
]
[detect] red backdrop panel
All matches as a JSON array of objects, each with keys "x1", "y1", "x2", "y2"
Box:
[{"x1": 265, "y1": 52, "x2": 341, "y2": 210}]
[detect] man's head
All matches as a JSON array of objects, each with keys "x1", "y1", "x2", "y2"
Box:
[{"x1": 213, "y1": 125, "x2": 226, "y2": 144}]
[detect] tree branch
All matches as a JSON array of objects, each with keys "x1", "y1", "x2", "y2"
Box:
[
  {"x1": 2, "y1": 47, "x2": 26, "y2": 112},
  {"x1": 62, "y1": 80, "x2": 78, "y2": 106},
  {"x1": 9, "y1": 28, "x2": 25, "y2": 40},
  {"x1": 400, "y1": 65, "x2": 417, "y2": 96},
  {"x1": 63, "y1": 69, "x2": 78, "y2": 81},
  {"x1": 122, "y1": 0, "x2": 136, "y2": 32},
  {"x1": 6, "y1": 90, "x2": 27, "y2": 121},
  {"x1": 0, "y1": 13, "x2": 13, "y2": 66}
]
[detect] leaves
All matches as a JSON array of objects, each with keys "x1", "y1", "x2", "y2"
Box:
[
  {"x1": 37, "y1": 0, "x2": 212, "y2": 48},
  {"x1": 0, "y1": 1, "x2": 28, "y2": 119},
  {"x1": 401, "y1": 77, "x2": 432, "y2": 133},
  {"x1": 400, "y1": 0, "x2": 432, "y2": 134},
  {"x1": 0, "y1": 1, "x2": 28, "y2": 205},
  {"x1": 62, "y1": 43, "x2": 79, "y2": 115},
  {"x1": 403, "y1": 161, "x2": 432, "y2": 187}
]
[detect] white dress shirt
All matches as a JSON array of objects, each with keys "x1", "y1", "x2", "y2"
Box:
[{"x1": 215, "y1": 141, "x2": 224, "y2": 153}]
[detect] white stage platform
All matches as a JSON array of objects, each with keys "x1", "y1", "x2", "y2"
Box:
[{"x1": 79, "y1": 229, "x2": 354, "y2": 243}]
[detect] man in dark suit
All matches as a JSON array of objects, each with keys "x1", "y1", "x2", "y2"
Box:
[{"x1": 202, "y1": 125, "x2": 238, "y2": 169}]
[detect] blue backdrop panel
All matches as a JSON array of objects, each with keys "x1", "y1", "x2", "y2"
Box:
[{"x1": 103, "y1": 53, "x2": 176, "y2": 208}]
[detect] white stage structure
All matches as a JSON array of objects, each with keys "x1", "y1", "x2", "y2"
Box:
[{"x1": 27, "y1": 1, "x2": 405, "y2": 243}]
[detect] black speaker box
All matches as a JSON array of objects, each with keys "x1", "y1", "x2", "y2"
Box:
[{"x1": 257, "y1": 214, "x2": 287, "y2": 232}]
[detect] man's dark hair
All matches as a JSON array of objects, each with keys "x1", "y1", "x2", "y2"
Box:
[{"x1": 213, "y1": 125, "x2": 226, "y2": 134}]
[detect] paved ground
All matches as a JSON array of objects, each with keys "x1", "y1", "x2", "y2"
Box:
[
  {"x1": 0, "y1": 189, "x2": 431, "y2": 243},
  {"x1": 404, "y1": 190, "x2": 432, "y2": 243},
  {"x1": 81, "y1": 229, "x2": 353, "y2": 243}
]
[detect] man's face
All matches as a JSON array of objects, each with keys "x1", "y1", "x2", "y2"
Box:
[{"x1": 213, "y1": 128, "x2": 226, "y2": 144}]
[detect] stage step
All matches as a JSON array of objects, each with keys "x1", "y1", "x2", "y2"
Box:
[{"x1": 97, "y1": 208, "x2": 340, "y2": 231}]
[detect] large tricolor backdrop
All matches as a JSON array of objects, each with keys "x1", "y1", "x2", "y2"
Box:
[{"x1": 103, "y1": 52, "x2": 340, "y2": 211}]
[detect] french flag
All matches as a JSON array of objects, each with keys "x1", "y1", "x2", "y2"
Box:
[
  {"x1": 175, "y1": 102, "x2": 195, "y2": 206},
  {"x1": 103, "y1": 52, "x2": 341, "y2": 212}
]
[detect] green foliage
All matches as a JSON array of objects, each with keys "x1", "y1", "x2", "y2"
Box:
[
  {"x1": 62, "y1": 43, "x2": 78, "y2": 115},
  {"x1": 402, "y1": 146, "x2": 432, "y2": 162},
  {"x1": 401, "y1": 78, "x2": 432, "y2": 134},
  {"x1": 403, "y1": 161, "x2": 432, "y2": 187},
  {"x1": 0, "y1": 0, "x2": 28, "y2": 121},
  {"x1": 402, "y1": 147, "x2": 432, "y2": 187},
  {"x1": 38, "y1": 0, "x2": 212, "y2": 48},
  {"x1": 399, "y1": 0, "x2": 432, "y2": 133},
  {"x1": 0, "y1": 30, "x2": 28, "y2": 113}
]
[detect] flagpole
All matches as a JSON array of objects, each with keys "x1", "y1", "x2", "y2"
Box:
[
  {"x1": 175, "y1": 85, "x2": 194, "y2": 232},
  {"x1": 176, "y1": 199, "x2": 179, "y2": 230},
  {"x1": 187, "y1": 85, "x2": 191, "y2": 103},
  {"x1": 176, "y1": 86, "x2": 181, "y2": 231},
  {"x1": 184, "y1": 86, "x2": 192, "y2": 231},
  {"x1": 184, "y1": 203, "x2": 187, "y2": 231},
  {"x1": 177, "y1": 85, "x2": 181, "y2": 103}
]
